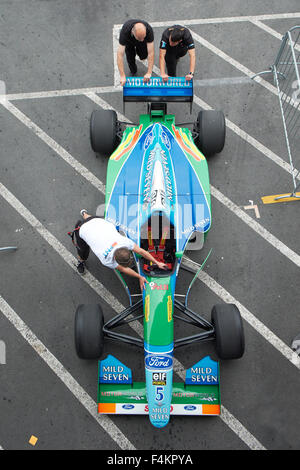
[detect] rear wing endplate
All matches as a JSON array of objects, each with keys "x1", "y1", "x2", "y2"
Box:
[{"x1": 123, "y1": 77, "x2": 193, "y2": 113}]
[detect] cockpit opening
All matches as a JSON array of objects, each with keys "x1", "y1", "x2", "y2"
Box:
[{"x1": 139, "y1": 211, "x2": 176, "y2": 277}]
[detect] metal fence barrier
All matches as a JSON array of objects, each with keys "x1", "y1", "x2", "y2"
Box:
[
  {"x1": 253, "y1": 26, "x2": 300, "y2": 203},
  {"x1": 0, "y1": 247, "x2": 18, "y2": 253}
]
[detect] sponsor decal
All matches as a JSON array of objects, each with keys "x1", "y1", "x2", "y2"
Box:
[
  {"x1": 145, "y1": 295, "x2": 150, "y2": 322},
  {"x1": 149, "y1": 282, "x2": 168, "y2": 291},
  {"x1": 145, "y1": 354, "x2": 173, "y2": 370},
  {"x1": 103, "y1": 242, "x2": 117, "y2": 259},
  {"x1": 99, "y1": 355, "x2": 132, "y2": 384},
  {"x1": 144, "y1": 130, "x2": 155, "y2": 150},
  {"x1": 167, "y1": 296, "x2": 172, "y2": 322},
  {"x1": 122, "y1": 404, "x2": 134, "y2": 410},
  {"x1": 126, "y1": 77, "x2": 191, "y2": 87},
  {"x1": 161, "y1": 131, "x2": 171, "y2": 150},
  {"x1": 143, "y1": 149, "x2": 156, "y2": 204},
  {"x1": 184, "y1": 405, "x2": 197, "y2": 411},
  {"x1": 185, "y1": 356, "x2": 219, "y2": 385},
  {"x1": 144, "y1": 405, "x2": 174, "y2": 413},
  {"x1": 152, "y1": 372, "x2": 166, "y2": 386}
]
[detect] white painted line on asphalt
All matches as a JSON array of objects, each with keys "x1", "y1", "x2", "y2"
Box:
[
  {"x1": 4, "y1": 81, "x2": 300, "y2": 181},
  {"x1": 0, "y1": 100, "x2": 106, "y2": 194},
  {"x1": 113, "y1": 26, "x2": 120, "y2": 89},
  {"x1": 189, "y1": 29, "x2": 278, "y2": 96},
  {"x1": 2, "y1": 93, "x2": 299, "y2": 270},
  {"x1": 149, "y1": 62, "x2": 300, "y2": 181},
  {"x1": 182, "y1": 256, "x2": 300, "y2": 370},
  {"x1": 85, "y1": 91, "x2": 131, "y2": 123},
  {"x1": 114, "y1": 12, "x2": 300, "y2": 28},
  {"x1": 211, "y1": 185, "x2": 300, "y2": 268},
  {"x1": 251, "y1": 20, "x2": 300, "y2": 53},
  {"x1": 0, "y1": 294, "x2": 135, "y2": 450},
  {"x1": 189, "y1": 91, "x2": 300, "y2": 180},
  {"x1": 0, "y1": 180, "x2": 264, "y2": 450},
  {"x1": 2, "y1": 85, "x2": 121, "y2": 101},
  {"x1": 250, "y1": 19, "x2": 284, "y2": 41},
  {"x1": 2, "y1": 91, "x2": 300, "y2": 272}
]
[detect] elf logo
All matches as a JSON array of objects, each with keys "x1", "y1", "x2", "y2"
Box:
[{"x1": 152, "y1": 372, "x2": 167, "y2": 385}]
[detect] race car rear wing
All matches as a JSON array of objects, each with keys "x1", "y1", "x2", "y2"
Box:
[{"x1": 123, "y1": 77, "x2": 193, "y2": 113}]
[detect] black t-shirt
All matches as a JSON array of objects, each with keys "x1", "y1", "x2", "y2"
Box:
[
  {"x1": 119, "y1": 19, "x2": 154, "y2": 47},
  {"x1": 159, "y1": 25, "x2": 195, "y2": 51}
]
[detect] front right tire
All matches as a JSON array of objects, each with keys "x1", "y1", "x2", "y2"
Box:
[
  {"x1": 211, "y1": 303, "x2": 245, "y2": 359},
  {"x1": 75, "y1": 303, "x2": 104, "y2": 359}
]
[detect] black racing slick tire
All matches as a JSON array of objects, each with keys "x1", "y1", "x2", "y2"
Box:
[
  {"x1": 90, "y1": 109, "x2": 119, "y2": 155},
  {"x1": 195, "y1": 110, "x2": 226, "y2": 157},
  {"x1": 211, "y1": 303, "x2": 245, "y2": 360},
  {"x1": 75, "y1": 304, "x2": 104, "y2": 359}
]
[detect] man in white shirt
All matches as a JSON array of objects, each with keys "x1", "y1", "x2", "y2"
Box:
[{"x1": 73, "y1": 210, "x2": 167, "y2": 291}]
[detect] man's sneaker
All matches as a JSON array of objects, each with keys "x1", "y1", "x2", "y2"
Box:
[
  {"x1": 80, "y1": 209, "x2": 88, "y2": 218},
  {"x1": 77, "y1": 261, "x2": 85, "y2": 274}
]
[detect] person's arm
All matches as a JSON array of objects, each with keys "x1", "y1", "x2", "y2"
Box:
[
  {"x1": 159, "y1": 48, "x2": 169, "y2": 82},
  {"x1": 133, "y1": 244, "x2": 167, "y2": 269},
  {"x1": 185, "y1": 48, "x2": 195, "y2": 81},
  {"x1": 116, "y1": 264, "x2": 148, "y2": 291},
  {"x1": 117, "y1": 44, "x2": 127, "y2": 86},
  {"x1": 143, "y1": 41, "x2": 154, "y2": 82}
]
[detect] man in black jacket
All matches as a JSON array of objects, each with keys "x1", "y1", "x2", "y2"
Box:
[
  {"x1": 159, "y1": 25, "x2": 195, "y2": 80},
  {"x1": 117, "y1": 19, "x2": 154, "y2": 86}
]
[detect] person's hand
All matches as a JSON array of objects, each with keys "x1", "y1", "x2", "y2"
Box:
[
  {"x1": 139, "y1": 276, "x2": 149, "y2": 292},
  {"x1": 143, "y1": 73, "x2": 151, "y2": 83},
  {"x1": 185, "y1": 73, "x2": 193, "y2": 81},
  {"x1": 156, "y1": 262, "x2": 168, "y2": 270},
  {"x1": 161, "y1": 73, "x2": 169, "y2": 83},
  {"x1": 120, "y1": 74, "x2": 127, "y2": 86}
]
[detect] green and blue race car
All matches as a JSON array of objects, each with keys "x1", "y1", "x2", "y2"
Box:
[{"x1": 75, "y1": 77, "x2": 245, "y2": 428}]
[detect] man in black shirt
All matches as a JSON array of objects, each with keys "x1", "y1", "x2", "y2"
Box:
[
  {"x1": 159, "y1": 26, "x2": 195, "y2": 80},
  {"x1": 117, "y1": 19, "x2": 154, "y2": 86}
]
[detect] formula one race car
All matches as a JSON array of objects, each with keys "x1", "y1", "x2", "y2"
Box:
[{"x1": 75, "y1": 77, "x2": 245, "y2": 428}]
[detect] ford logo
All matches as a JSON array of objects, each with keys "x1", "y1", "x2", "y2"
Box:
[
  {"x1": 122, "y1": 404, "x2": 134, "y2": 410},
  {"x1": 184, "y1": 405, "x2": 196, "y2": 411},
  {"x1": 145, "y1": 354, "x2": 173, "y2": 369}
]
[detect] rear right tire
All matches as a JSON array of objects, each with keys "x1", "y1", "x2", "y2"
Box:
[{"x1": 194, "y1": 110, "x2": 226, "y2": 157}]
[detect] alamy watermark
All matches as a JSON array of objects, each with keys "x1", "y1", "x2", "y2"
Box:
[
  {"x1": 0, "y1": 340, "x2": 6, "y2": 365},
  {"x1": 96, "y1": 200, "x2": 208, "y2": 250}
]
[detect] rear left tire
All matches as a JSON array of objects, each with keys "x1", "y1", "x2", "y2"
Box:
[{"x1": 90, "y1": 109, "x2": 120, "y2": 155}]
